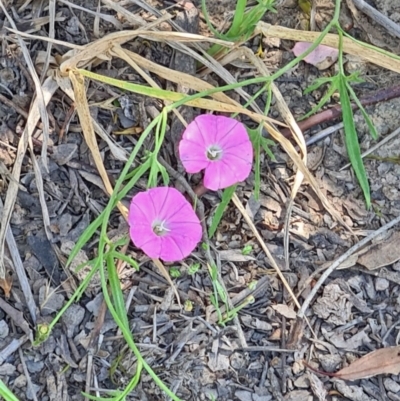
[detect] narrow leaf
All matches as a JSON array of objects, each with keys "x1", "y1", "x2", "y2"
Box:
[
  {"x1": 106, "y1": 253, "x2": 130, "y2": 330},
  {"x1": 303, "y1": 76, "x2": 336, "y2": 94},
  {"x1": 346, "y1": 83, "x2": 378, "y2": 140},
  {"x1": 301, "y1": 80, "x2": 338, "y2": 120},
  {"x1": 66, "y1": 213, "x2": 104, "y2": 267},
  {"x1": 339, "y1": 75, "x2": 371, "y2": 208},
  {"x1": 209, "y1": 185, "x2": 237, "y2": 238}
]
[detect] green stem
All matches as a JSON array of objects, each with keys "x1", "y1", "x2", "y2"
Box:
[
  {"x1": 99, "y1": 258, "x2": 182, "y2": 401},
  {"x1": 229, "y1": 0, "x2": 248, "y2": 36}
]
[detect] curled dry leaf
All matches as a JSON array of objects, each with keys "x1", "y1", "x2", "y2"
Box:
[
  {"x1": 303, "y1": 346, "x2": 400, "y2": 385},
  {"x1": 335, "y1": 346, "x2": 400, "y2": 381},
  {"x1": 357, "y1": 231, "x2": 400, "y2": 270},
  {"x1": 272, "y1": 304, "x2": 297, "y2": 319}
]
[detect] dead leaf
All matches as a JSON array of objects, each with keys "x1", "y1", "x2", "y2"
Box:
[
  {"x1": 218, "y1": 250, "x2": 256, "y2": 262},
  {"x1": 0, "y1": 269, "x2": 13, "y2": 298},
  {"x1": 269, "y1": 328, "x2": 282, "y2": 341},
  {"x1": 272, "y1": 304, "x2": 297, "y2": 319},
  {"x1": 357, "y1": 231, "x2": 400, "y2": 270},
  {"x1": 335, "y1": 346, "x2": 400, "y2": 381}
]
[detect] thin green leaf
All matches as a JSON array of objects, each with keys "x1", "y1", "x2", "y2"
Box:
[
  {"x1": 208, "y1": 185, "x2": 237, "y2": 238},
  {"x1": 301, "y1": 80, "x2": 339, "y2": 120},
  {"x1": 67, "y1": 121, "x2": 155, "y2": 270},
  {"x1": 98, "y1": 260, "x2": 178, "y2": 401},
  {"x1": 215, "y1": 280, "x2": 227, "y2": 303},
  {"x1": 201, "y1": 0, "x2": 235, "y2": 40},
  {"x1": 303, "y1": 76, "x2": 335, "y2": 95},
  {"x1": 341, "y1": 28, "x2": 400, "y2": 61},
  {"x1": 110, "y1": 251, "x2": 139, "y2": 270},
  {"x1": 346, "y1": 71, "x2": 364, "y2": 84},
  {"x1": 339, "y1": 75, "x2": 371, "y2": 208},
  {"x1": 264, "y1": 83, "x2": 272, "y2": 116},
  {"x1": 228, "y1": 0, "x2": 248, "y2": 37},
  {"x1": 209, "y1": 264, "x2": 218, "y2": 282},
  {"x1": 346, "y1": 83, "x2": 378, "y2": 140},
  {"x1": 66, "y1": 212, "x2": 104, "y2": 267},
  {"x1": 107, "y1": 235, "x2": 129, "y2": 248},
  {"x1": 260, "y1": 137, "x2": 276, "y2": 161},
  {"x1": 0, "y1": 379, "x2": 19, "y2": 401},
  {"x1": 248, "y1": 127, "x2": 261, "y2": 199},
  {"x1": 210, "y1": 293, "x2": 218, "y2": 308},
  {"x1": 106, "y1": 253, "x2": 130, "y2": 330}
]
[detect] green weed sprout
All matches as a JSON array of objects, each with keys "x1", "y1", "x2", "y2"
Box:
[
  {"x1": 202, "y1": 0, "x2": 276, "y2": 58},
  {"x1": 208, "y1": 263, "x2": 229, "y2": 324},
  {"x1": 188, "y1": 262, "x2": 201, "y2": 275},
  {"x1": 220, "y1": 295, "x2": 255, "y2": 325},
  {"x1": 169, "y1": 267, "x2": 181, "y2": 278},
  {"x1": 299, "y1": 22, "x2": 379, "y2": 208},
  {"x1": 242, "y1": 245, "x2": 253, "y2": 255}
]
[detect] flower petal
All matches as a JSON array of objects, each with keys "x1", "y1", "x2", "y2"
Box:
[
  {"x1": 157, "y1": 235, "x2": 192, "y2": 262},
  {"x1": 203, "y1": 151, "x2": 252, "y2": 190},
  {"x1": 168, "y1": 220, "x2": 202, "y2": 244},
  {"x1": 135, "y1": 234, "x2": 164, "y2": 259},
  {"x1": 192, "y1": 114, "x2": 219, "y2": 144},
  {"x1": 223, "y1": 150, "x2": 253, "y2": 180},
  {"x1": 129, "y1": 223, "x2": 156, "y2": 248},
  {"x1": 216, "y1": 118, "x2": 250, "y2": 148},
  {"x1": 223, "y1": 138, "x2": 253, "y2": 166},
  {"x1": 157, "y1": 187, "x2": 196, "y2": 221},
  {"x1": 181, "y1": 118, "x2": 207, "y2": 147},
  {"x1": 128, "y1": 187, "x2": 202, "y2": 261},
  {"x1": 214, "y1": 116, "x2": 244, "y2": 145},
  {"x1": 179, "y1": 139, "x2": 209, "y2": 173},
  {"x1": 128, "y1": 192, "x2": 156, "y2": 225},
  {"x1": 179, "y1": 115, "x2": 253, "y2": 189},
  {"x1": 179, "y1": 114, "x2": 224, "y2": 173}
]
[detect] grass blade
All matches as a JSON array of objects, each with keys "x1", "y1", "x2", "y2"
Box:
[
  {"x1": 346, "y1": 83, "x2": 378, "y2": 140},
  {"x1": 339, "y1": 75, "x2": 371, "y2": 208},
  {"x1": 106, "y1": 252, "x2": 130, "y2": 330},
  {"x1": 209, "y1": 185, "x2": 237, "y2": 238},
  {"x1": 0, "y1": 380, "x2": 19, "y2": 401}
]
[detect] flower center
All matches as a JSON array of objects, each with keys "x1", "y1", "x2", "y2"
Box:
[
  {"x1": 152, "y1": 220, "x2": 170, "y2": 236},
  {"x1": 206, "y1": 145, "x2": 223, "y2": 161}
]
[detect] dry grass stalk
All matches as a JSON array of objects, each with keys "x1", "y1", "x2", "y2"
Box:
[{"x1": 255, "y1": 22, "x2": 400, "y2": 74}]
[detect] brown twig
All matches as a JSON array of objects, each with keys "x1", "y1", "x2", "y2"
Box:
[
  {"x1": 59, "y1": 103, "x2": 76, "y2": 142},
  {"x1": 0, "y1": 92, "x2": 29, "y2": 119},
  {"x1": 302, "y1": 359, "x2": 337, "y2": 378},
  {"x1": 281, "y1": 84, "x2": 400, "y2": 138}
]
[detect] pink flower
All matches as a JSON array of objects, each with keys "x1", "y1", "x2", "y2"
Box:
[
  {"x1": 178, "y1": 115, "x2": 253, "y2": 190},
  {"x1": 128, "y1": 187, "x2": 202, "y2": 262}
]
